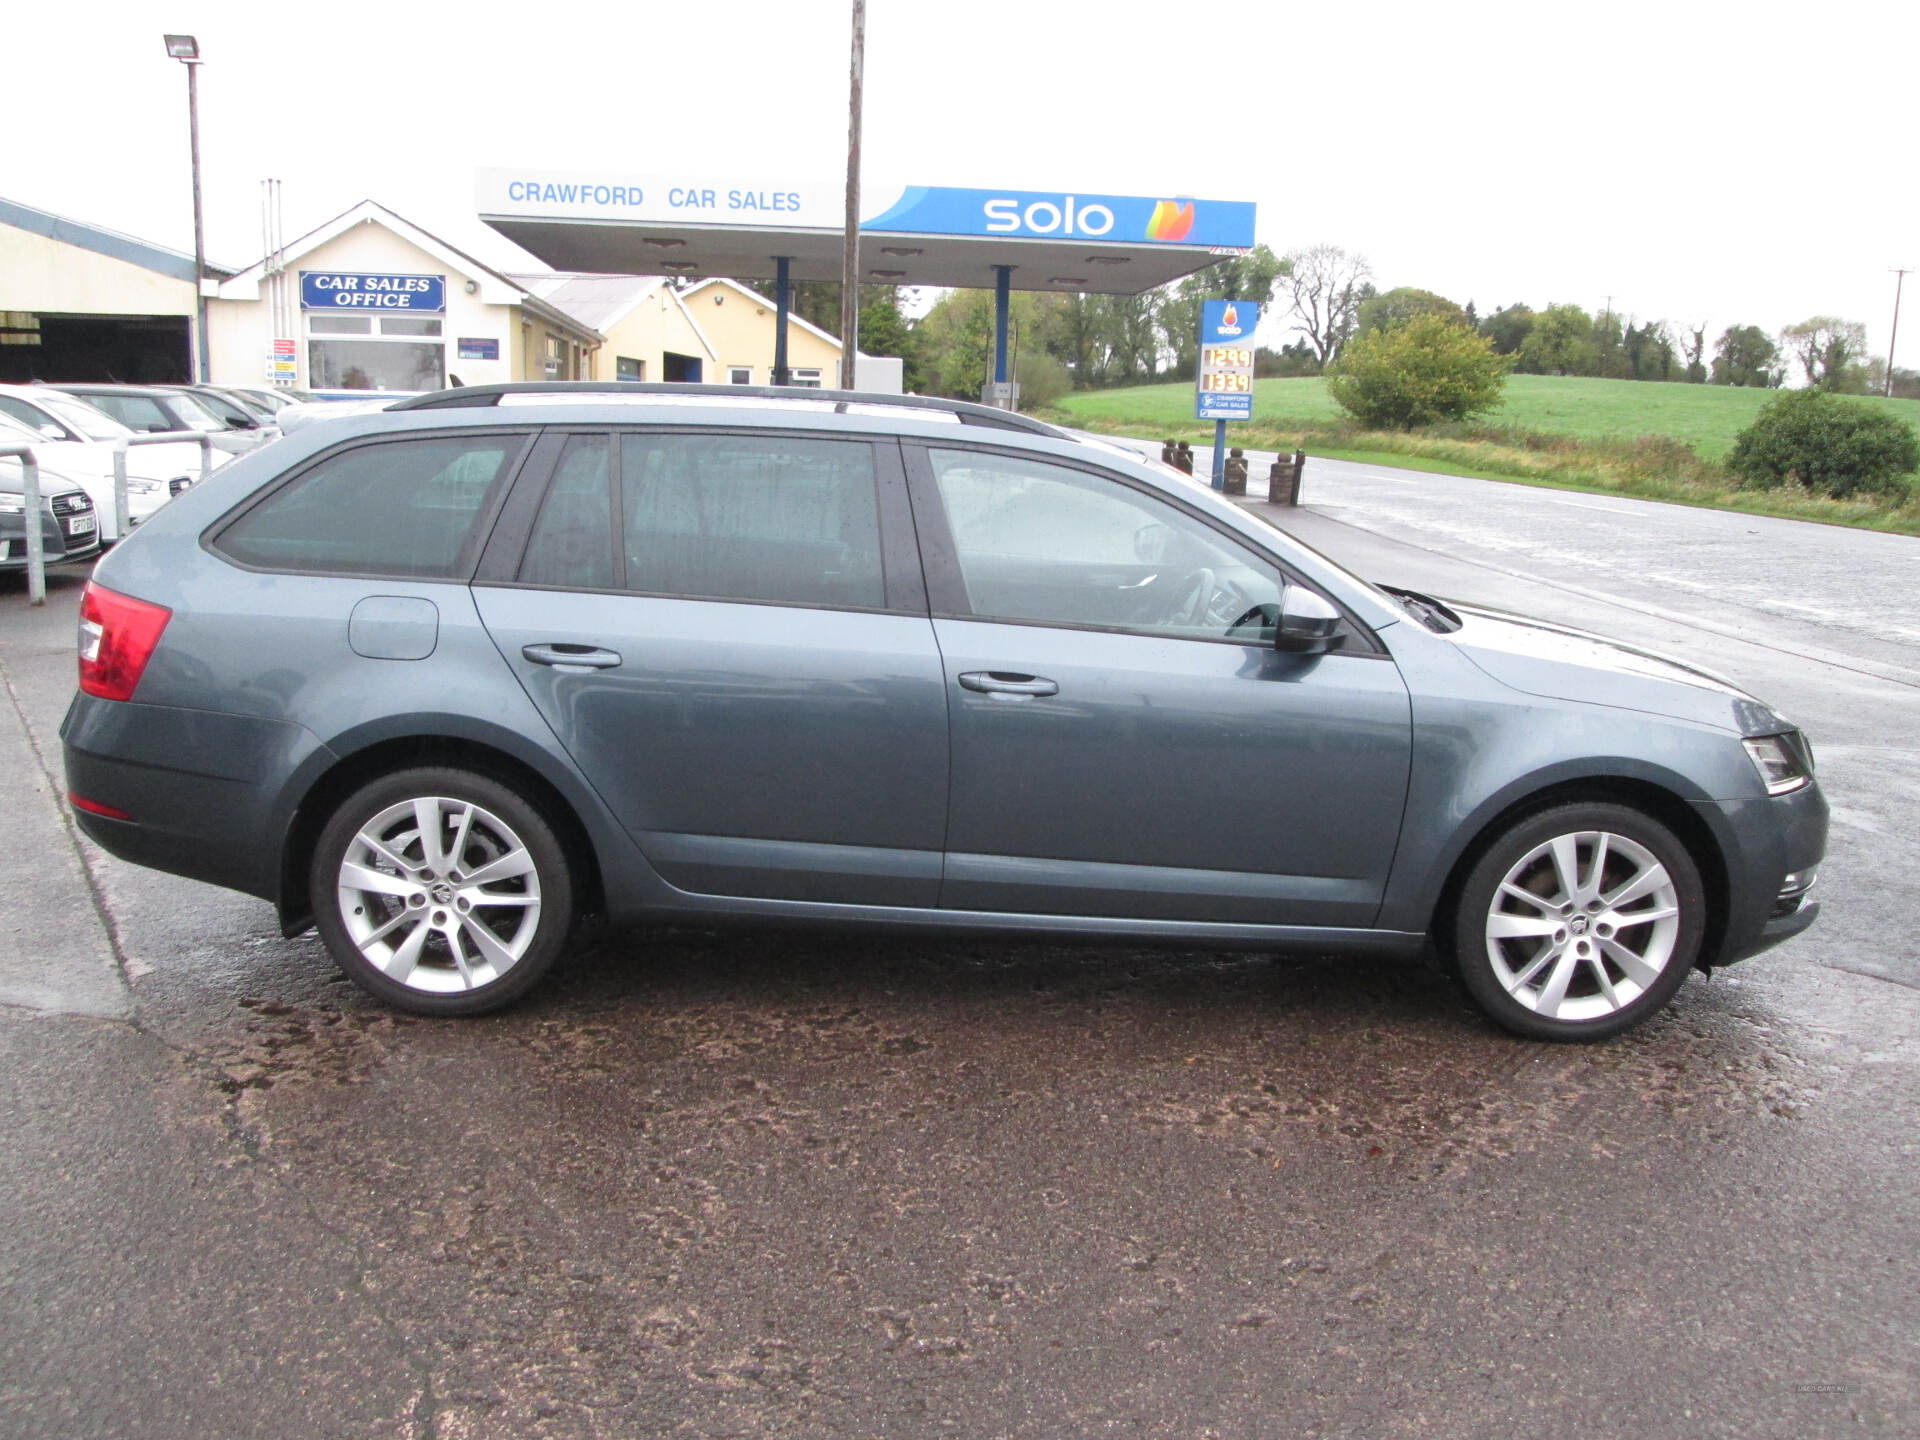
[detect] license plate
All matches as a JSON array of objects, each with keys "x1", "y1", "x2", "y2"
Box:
[{"x1": 67, "y1": 513, "x2": 97, "y2": 536}]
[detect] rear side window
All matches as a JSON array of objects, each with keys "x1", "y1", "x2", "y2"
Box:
[
  {"x1": 216, "y1": 433, "x2": 522, "y2": 577},
  {"x1": 618, "y1": 433, "x2": 884, "y2": 609}
]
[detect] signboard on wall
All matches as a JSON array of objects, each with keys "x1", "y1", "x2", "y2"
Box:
[
  {"x1": 1195, "y1": 300, "x2": 1259, "y2": 421},
  {"x1": 456, "y1": 337, "x2": 499, "y2": 360},
  {"x1": 299, "y1": 271, "x2": 446, "y2": 312},
  {"x1": 266, "y1": 337, "x2": 297, "y2": 383}
]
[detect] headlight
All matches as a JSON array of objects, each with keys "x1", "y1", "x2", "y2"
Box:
[
  {"x1": 125, "y1": 478, "x2": 165, "y2": 496},
  {"x1": 0, "y1": 494, "x2": 23, "y2": 513},
  {"x1": 1744, "y1": 733, "x2": 1811, "y2": 795}
]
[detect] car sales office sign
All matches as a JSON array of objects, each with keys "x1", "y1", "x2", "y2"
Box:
[
  {"x1": 300, "y1": 272, "x2": 446, "y2": 312},
  {"x1": 1196, "y1": 299, "x2": 1259, "y2": 421}
]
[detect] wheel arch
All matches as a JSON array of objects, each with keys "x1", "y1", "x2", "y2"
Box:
[
  {"x1": 1424, "y1": 774, "x2": 1731, "y2": 973},
  {"x1": 276, "y1": 723, "x2": 608, "y2": 937}
]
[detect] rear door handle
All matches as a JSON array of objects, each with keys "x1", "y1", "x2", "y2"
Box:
[
  {"x1": 958, "y1": 671, "x2": 1058, "y2": 698},
  {"x1": 522, "y1": 643, "x2": 623, "y2": 673}
]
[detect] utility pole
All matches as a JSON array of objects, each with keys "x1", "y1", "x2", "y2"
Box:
[
  {"x1": 1888, "y1": 268, "x2": 1912, "y2": 399},
  {"x1": 838, "y1": 0, "x2": 865, "y2": 391},
  {"x1": 165, "y1": 35, "x2": 209, "y2": 382}
]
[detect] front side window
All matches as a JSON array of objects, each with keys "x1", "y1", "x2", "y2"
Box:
[
  {"x1": 216, "y1": 433, "x2": 522, "y2": 577},
  {"x1": 81, "y1": 393, "x2": 177, "y2": 433},
  {"x1": 619, "y1": 433, "x2": 884, "y2": 609},
  {"x1": 929, "y1": 449, "x2": 1286, "y2": 643}
]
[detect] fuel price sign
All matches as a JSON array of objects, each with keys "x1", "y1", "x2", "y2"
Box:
[{"x1": 1195, "y1": 299, "x2": 1259, "y2": 421}]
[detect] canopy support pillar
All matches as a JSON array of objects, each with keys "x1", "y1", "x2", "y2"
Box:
[{"x1": 772, "y1": 256, "x2": 792, "y2": 387}]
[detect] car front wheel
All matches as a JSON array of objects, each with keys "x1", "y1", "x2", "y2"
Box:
[
  {"x1": 1452, "y1": 802, "x2": 1705, "y2": 1041},
  {"x1": 310, "y1": 767, "x2": 573, "y2": 1016}
]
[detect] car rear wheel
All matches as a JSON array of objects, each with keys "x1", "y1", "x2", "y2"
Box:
[
  {"x1": 1452, "y1": 802, "x2": 1704, "y2": 1041},
  {"x1": 310, "y1": 767, "x2": 573, "y2": 1016}
]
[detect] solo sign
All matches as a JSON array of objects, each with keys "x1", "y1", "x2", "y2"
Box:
[
  {"x1": 300, "y1": 272, "x2": 446, "y2": 312},
  {"x1": 1196, "y1": 299, "x2": 1259, "y2": 421}
]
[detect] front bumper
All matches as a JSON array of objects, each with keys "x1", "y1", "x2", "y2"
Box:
[{"x1": 1698, "y1": 780, "x2": 1829, "y2": 967}]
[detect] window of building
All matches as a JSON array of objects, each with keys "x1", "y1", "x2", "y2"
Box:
[
  {"x1": 616, "y1": 357, "x2": 645, "y2": 382},
  {"x1": 309, "y1": 315, "x2": 373, "y2": 335},
  {"x1": 788, "y1": 368, "x2": 823, "y2": 388},
  {"x1": 306, "y1": 287, "x2": 447, "y2": 391},
  {"x1": 216, "y1": 434, "x2": 523, "y2": 577},
  {"x1": 619, "y1": 433, "x2": 883, "y2": 609},
  {"x1": 728, "y1": 366, "x2": 753, "y2": 385}
]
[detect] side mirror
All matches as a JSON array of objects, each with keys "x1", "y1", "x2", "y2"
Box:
[{"x1": 1274, "y1": 585, "x2": 1343, "y2": 654}]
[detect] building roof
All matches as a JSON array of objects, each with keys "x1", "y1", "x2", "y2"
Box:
[
  {"x1": 0, "y1": 194, "x2": 237, "y2": 282},
  {"x1": 508, "y1": 272, "x2": 665, "y2": 333},
  {"x1": 678, "y1": 277, "x2": 842, "y2": 351},
  {"x1": 217, "y1": 200, "x2": 601, "y2": 343}
]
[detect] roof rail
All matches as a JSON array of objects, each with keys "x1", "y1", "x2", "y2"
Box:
[{"x1": 386, "y1": 381, "x2": 1066, "y2": 437}]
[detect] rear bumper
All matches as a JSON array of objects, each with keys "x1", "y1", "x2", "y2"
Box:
[{"x1": 61, "y1": 693, "x2": 331, "y2": 902}]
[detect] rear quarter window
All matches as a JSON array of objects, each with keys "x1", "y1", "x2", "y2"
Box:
[{"x1": 213, "y1": 432, "x2": 525, "y2": 578}]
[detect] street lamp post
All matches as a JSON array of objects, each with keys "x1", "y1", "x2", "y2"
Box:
[{"x1": 163, "y1": 34, "x2": 210, "y2": 384}]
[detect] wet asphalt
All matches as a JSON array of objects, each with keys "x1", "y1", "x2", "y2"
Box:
[{"x1": 1, "y1": 457, "x2": 1915, "y2": 1439}]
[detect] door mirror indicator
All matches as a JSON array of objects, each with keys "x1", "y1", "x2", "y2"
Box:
[{"x1": 1274, "y1": 585, "x2": 1343, "y2": 654}]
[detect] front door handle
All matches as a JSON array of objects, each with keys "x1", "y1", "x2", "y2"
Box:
[
  {"x1": 523, "y1": 642, "x2": 623, "y2": 673},
  {"x1": 958, "y1": 671, "x2": 1058, "y2": 698}
]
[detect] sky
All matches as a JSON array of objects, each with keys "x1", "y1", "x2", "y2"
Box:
[{"x1": 10, "y1": 0, "x2": 1919, "y2": 367}]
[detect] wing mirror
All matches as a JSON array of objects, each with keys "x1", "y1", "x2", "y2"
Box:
[{"x1": 1274, "y1": 585, "x2": 1344, "y2": 654}]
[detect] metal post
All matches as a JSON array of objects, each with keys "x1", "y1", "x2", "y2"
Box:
[
  {"x1": 1210, "y1": 419, "x2": 1227, "y2": 489},
  {"x1": 993, "y1": 264, "x2": 1012, "y2": 397},
  {"x1": 186, "y1": 58, "x2": 210, "y2": 384},
  {"x1": 838, "y1": 0, "x2": 865, "y2": 390},
  {"x1": 112, "y1": 442, "x2": 132, "y2": 540},
  {"x1": 1888, "y1": 268, "x2": 1911, "y2": 399},
  {"x1": 773, "y1": 256, "x2": 792, "y2": 387},
  {"x1": 2, "y1": 443, "x2": 46, "y2": 606}
]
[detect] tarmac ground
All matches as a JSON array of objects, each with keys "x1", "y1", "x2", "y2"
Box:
[{"x1": 1, "y1": 452, "x2": 1915, "y2": 1439}]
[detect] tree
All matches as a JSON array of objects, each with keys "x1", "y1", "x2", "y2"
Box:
[
  {"x1": 1324, "y1": 313, "x2": 1510, "y2": 429},
  {"x1": 1710, "y1": 325, "x2": 1783, "y2": 387},
  {"x1": 1353, "y1": 287, "x2": 1469, "y2": 339},
  {"x1": 1279, "y1": 245, "x2": 1373, "y2": 364},
  {"x1": 1516, "y1": 304, "x2": 1599, "y2": 375},
  {"x1": 1681, "y1": 324, "x2": 1708, "y2": 384},
  {"x1": 1158, "y1": 244, "x2": 1286, "y2": 377},
  {"x1": 1727, "y1": 389, "x2": 1919, "y2": 499},
  {"x1": 1479, "y1": 304, "x2": 1535, "y2": 356},
  {"x1": 1624, "y1": 321, "x2": 1678, "y2": 382},
  {"x1": 914, "y1": 288, "x2": 1071, "y2": 400},
  {"x1": 855, "y1": 287, "x2": 923, "y2": 392},
  {"x1": 1779, "y1": 316, "x2": 1870, "y2": 392}
]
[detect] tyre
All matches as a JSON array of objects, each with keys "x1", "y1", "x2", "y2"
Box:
[
  {"x1": 1451, "y1": 802, "x2": 1705, "y2": 1041},
  {"x1": 309, "y1": 767, "x2": 574, "y2": 1016}
]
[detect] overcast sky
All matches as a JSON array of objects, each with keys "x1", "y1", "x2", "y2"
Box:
[{"x1": 12, "y1": 0, "x2": 1918, "y2": 366}]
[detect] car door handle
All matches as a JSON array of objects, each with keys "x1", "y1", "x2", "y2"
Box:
[
  {"x1": 522, "y1": 643, "x2": 623, "y2": 672},
  {"x1": 958, "y1": 671, "x2": 1058, "y2": 698}
]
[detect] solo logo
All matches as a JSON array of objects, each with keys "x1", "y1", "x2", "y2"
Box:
[
  {"x1": 1219, "y1": 303, "x2": 1242, "y2": 335},
  {"x1": 983, "y1": 196, "x2": 1116, "y2": 237}
]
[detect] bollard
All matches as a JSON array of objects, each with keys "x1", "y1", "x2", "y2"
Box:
[
  {"x1": 113, "y1": 431, "x2": 219, "y2": 541},
  {"x1": 1160, "y1": 438, "x2": 1177, "y2": 466},
  {"x1": 1268, "y1": 449, "x2": 1307, "y2": 506},
  {"x1": 2, "y1": 441, "x2": 47, "y2": 606},
  {"x1": 1222, "y1": 446, "x2": 1249, "y2": 496},
  {"x1": 1174, "y1": 441, "x2": 1194, "y2": 475}
]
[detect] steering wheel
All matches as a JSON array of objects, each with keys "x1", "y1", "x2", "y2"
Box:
[{"x1": 1168, "y1": 567, "x2": 1216, "y2": 628}]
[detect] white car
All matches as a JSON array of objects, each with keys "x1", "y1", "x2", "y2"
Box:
[{"x1": 0, "y1": 385, "x2": 225, "y2": 542}]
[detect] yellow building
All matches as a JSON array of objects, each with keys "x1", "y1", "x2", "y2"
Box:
[{"x1": 514, "y1": 273, "x2": 844, "y2": 386}]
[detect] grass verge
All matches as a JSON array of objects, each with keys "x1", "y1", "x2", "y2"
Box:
[{"x1": 1042, "y1": 413, "x2": 1920, "y2": 537}]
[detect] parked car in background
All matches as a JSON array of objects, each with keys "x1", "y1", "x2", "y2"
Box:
[
  {"x1": 62, "y1": 383, "x2": 1826, "y2": 1039},
  {"x1": 166, "y1": 385, "x2": 282, "y2": 443},
  {"x1": 1, "y1": 455, "x2": 99, "y2": 571},
  {"x1": 51, "y1": 383, "x2": 272, "y2": 457},
  {"x1": 0, "y1": 386, "x2": 220, "y2": 541},
  {"x1": 219, "y1": 385, "x2": 314, "y2": 416}
]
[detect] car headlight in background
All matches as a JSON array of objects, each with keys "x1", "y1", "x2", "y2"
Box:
[
  {"x1": 1744, "y1": 733, "x2": 1812, "y2": 795},
  {"x1": 125, "y1": 478, "x2": 166, "y2": 496}
]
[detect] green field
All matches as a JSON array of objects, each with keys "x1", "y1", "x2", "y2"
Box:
[{"x1": 1059, "y1": 374, "x2": 1920, "y2": 461}]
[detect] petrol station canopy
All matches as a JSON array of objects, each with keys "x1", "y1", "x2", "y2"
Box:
[{"x1": 477, "y1": 170, "x2": 1257, "y2": 295}]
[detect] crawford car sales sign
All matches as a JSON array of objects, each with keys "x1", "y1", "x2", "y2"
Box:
[{"x1": 300, "y1": 272, "x2": 446, "y2": 312}]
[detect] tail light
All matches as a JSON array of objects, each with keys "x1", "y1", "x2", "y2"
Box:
[{"x1": 78, "y1": 581, "x2": 171, "y2": 701}]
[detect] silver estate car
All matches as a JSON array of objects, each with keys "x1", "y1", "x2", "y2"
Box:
[{"x1": 61, "y1": 384, "x2": 1826, "y2": 1039}]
